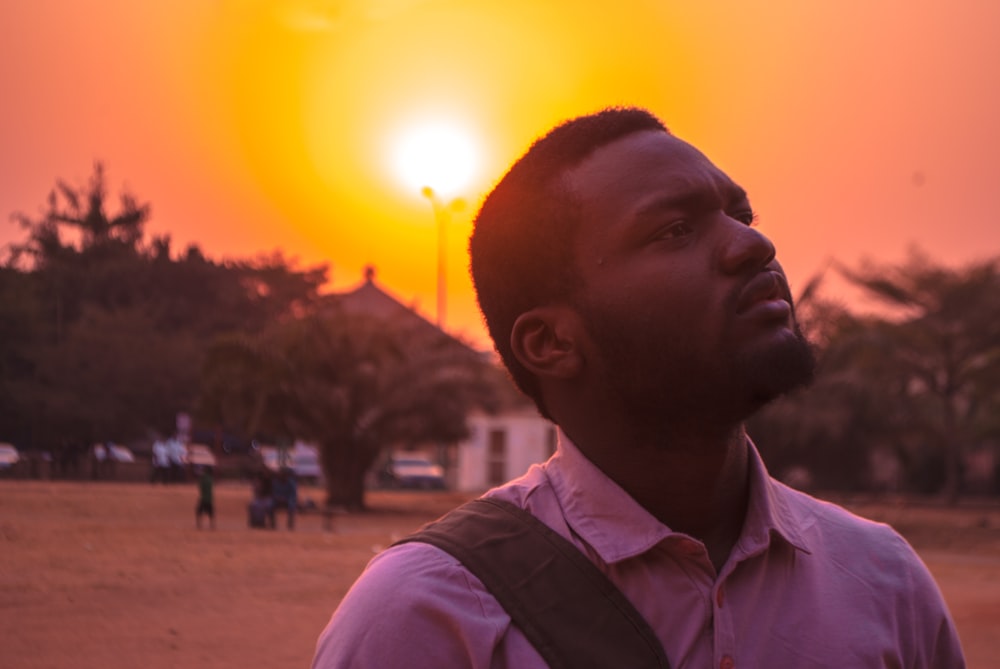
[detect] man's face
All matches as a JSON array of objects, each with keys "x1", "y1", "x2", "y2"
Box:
[{"x1": 562, "y1": 130, "x2": 814, "y2": 424}]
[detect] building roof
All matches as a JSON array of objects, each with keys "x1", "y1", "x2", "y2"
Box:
[
  {"x1": 322, "y1": 266, "x2": 482, "y2": 354},
  {"x1": 322, "y1": 266, "x2": 532, "y2": 411}
]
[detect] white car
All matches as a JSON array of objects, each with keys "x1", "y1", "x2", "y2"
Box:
[
  {"x1": 258, "y1": 443, "x2": 322, "y2": 483},
  {"x1": 107, "y1": 444, "x2": 136, "y2": 463},
  {"x1": 378, "y1": 453, "x2": 446, "y2": 489},
  {"x1": 0, "y1": 443, "x2": 20, "y2": 470}
]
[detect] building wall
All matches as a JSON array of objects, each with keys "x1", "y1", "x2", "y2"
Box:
[{"x1": 455, "y1": 409, "x2": 556, "y2": 492}]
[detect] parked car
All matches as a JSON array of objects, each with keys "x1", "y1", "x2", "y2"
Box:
[
  {"x1": 377, "y1": 453, "x2": 446, "y2": 490},
  {"x1": 287, "y1": 443, "x2": 323, "y2": 484},
  {"x1": 258, "y1": 443, "x2": 323, "y2": 484},
  {"x1": 107, "y1": 444, "x2": 136, "y2": 463},
  {"x1": 186, "y1": 444, "x2": 218, "y2": 468},
  {"x1": 0, "y1": 443, "x2": 20, "y2": 471}
]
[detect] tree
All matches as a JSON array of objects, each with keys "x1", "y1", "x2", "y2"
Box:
[
  {"x1": 197, "y1": 308, "x2": 498, "y2": 510},
  {"x1": 750, "y1": 252, "x2": 1000, "y2": 498},
  {"x1": 7, "y1": 162, "x2": 153, "y2": 347},
  {"x1": 834, "y1": 250, "x2": 1000, "y2": 500},
  {"x1": 0, "y1": 265, "x2": 47, "y2": 448},
  {"x1": 2, "y1": 164, "x2": 328, "y2": 453},
  {"x1": 9, "y1": 161, "x2": 150, "y2": 266}
]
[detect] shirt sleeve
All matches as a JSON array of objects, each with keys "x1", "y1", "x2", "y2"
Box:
[
  {"x1": 311, "y1": 542, "x2": 512, "y2": 669},
  {"x1": 892, "y1": 533, "x2": 966, "y2": 669}
]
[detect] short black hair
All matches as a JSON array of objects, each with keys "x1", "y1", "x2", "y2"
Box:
[{"x1": 469, "y1": 107, "x2": 668, "y2": 419}]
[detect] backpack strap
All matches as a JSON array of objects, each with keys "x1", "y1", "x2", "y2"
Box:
[{"x1": 394, "y1": 497, "x2": 670, "y2": 669}]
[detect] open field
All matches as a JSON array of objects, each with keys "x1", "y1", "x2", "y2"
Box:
[{"x1": 1, "y1": 481, "x2": 998, "y2": 668}]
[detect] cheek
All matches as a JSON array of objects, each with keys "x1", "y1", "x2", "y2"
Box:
[
  {"x1": 581, "y1": 259, "x2": 723, "y2": 337},
  {"x1": 638, "y1": 274, "x2": 718, "y2": 327}
]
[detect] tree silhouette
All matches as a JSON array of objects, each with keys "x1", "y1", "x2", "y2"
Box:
[
  {"x1": 198, "y1": 309, "x2": 498, "y2": 510},
  {"x1": 1, "y1": 164, "x2": 327, "y2": 454},
  {"x1": 9, "y1": 161, "x2": 149, "y2": 267},
  {"x1": 750, "y1": 250, "x2": 1000, "y2": 499},
  {"x1": 835, "y1": 250, "x2": 1000, "y2": 500}
]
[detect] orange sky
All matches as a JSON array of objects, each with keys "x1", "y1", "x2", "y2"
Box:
[{"x1": 3, "y1": 0, "x2": 999, "y2": 349}]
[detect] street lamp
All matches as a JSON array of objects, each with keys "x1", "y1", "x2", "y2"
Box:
[{"x1": 421, "y1": 186, "x2": 465, "y2": 329}]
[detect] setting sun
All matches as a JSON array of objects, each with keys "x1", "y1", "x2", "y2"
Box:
[
  {"x1": 2, "y1": 0, "x2": 999, "y2": 350},
  {"x1": 391, "y1": 121, "x2": 480, "y2": 197}
]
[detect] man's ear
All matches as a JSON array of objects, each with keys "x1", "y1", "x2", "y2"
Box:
[{"x1": 510, "y1": 307, "x2": 584, "y2": 380}]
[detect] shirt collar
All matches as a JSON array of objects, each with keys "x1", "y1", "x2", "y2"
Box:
[
  {"x1": 543, "y1": 431, "x2": 811, "y2": 566},
  {"x1": 738, "y1": 437, "x2": 812, "y2": 557}
]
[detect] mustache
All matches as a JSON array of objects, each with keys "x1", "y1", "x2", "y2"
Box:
[{"x1": 731, "y1": 269, "x2": 795, "y2": 316}]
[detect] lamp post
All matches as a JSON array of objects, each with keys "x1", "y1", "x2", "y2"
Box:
[{"x1": 421, "y1": 186, "x2": 464, "y2": 329}]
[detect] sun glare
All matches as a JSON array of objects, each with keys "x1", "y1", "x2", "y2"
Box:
[{"x1": 392, "y1": 122, "x2": 479, "y2": 197}]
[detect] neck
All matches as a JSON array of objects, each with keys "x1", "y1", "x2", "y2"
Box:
[{"x1": 563, "y1": 417, "x2": 751, "y2": 572}]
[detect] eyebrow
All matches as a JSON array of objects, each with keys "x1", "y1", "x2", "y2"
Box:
[{"x1": 633, "y1": 183, "x2": 749, "y2": 219}]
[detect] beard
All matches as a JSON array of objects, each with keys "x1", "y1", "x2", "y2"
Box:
[
  {"x1": 574, "y1": 297, "x2": 816, "y2": 427},
  {"x1": 731, "y1": 322, "x2": 816, "y2": 411}
]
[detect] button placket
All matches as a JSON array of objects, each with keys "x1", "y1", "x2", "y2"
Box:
[{"x1": 712, "y1": 578, "x2": 736, "y2": 669}]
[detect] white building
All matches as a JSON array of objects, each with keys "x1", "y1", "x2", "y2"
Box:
[{"x1": 455, "y1": 408, "x2": 557, "y2": 492}]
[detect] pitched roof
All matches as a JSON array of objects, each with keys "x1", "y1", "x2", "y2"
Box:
[
  {"x1": 322, "y1": 266, "x2": 482, "y2": 356},
  {"x1": 322, "y1": 266, "x2": 533, "y2": 411}
]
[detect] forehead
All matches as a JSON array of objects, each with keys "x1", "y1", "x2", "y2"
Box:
[{"x1": 563, "y1": 130, "x2": 743, "y2": 226}]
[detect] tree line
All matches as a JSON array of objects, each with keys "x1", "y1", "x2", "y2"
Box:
[
  {"x1": 749, "y1": 249, "x2": 1000, "y2": 501},
  {"x1": 1, "y1": 163, "x2": 500, "y2": 508},
  {"x1": 3, "y1": 164, "x2": 999, "y2": 503}
]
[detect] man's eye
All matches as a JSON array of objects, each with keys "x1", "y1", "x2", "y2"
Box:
[
  {"x1": 657, "y1": 220, "x2": 694, "y2": 239},
  {"x1": 732, "y1": 210, "x2": 759, "y2": 226}
]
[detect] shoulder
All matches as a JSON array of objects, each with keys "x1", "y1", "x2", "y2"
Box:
[
  {"x1": 312, "y1": 542, "x2": 511, "y2": 669},
  {"x1": 776, "y1": 486, "x2": 958, "y2": 620},
  {"x1": 774, "y1": 483, "x2": 909, "y2": 554},
  {"x1": 768, "y1": 488, "x2": 964, "y2": 667}
]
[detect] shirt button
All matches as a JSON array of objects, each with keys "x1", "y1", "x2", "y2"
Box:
[
  {"x1": 720, "y1": 655, "x2": 735, "y2": 669},
  {"x1": 679, "y1": 538, "x2": 702, "y2": 555}
]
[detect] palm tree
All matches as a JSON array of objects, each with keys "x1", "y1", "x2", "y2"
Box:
[{"x1": 836, "y1": 250, "x2": 1000, "y2": 500}]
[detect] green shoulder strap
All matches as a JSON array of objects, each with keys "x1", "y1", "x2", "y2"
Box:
[{"x1": 394, "y1": 497, "x2": 670, "y2": 669}]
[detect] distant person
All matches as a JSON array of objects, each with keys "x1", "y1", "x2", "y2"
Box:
[
  {"x1": 195, "y1": 466, "x2": 215, "y2": 530},
  {"x1": 247, "y1": 466, "x2": 273, "y2": 529},
  {"x1": 151, "y1": 436, "x2": 170, "y2": 484},
  {"x1": 166, "y1": 436, "x2": 186, "y2": 483},
  {"x1": 313, "y1": 108, "x2": 965, "y2": 667},
  {"x1": 271, "y1": 467, "x2": 298, "y2": 530}
]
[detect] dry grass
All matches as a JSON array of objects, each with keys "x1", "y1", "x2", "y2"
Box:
[{"x1": 1, "y1": 481, "x2": 997, "y2": 668}]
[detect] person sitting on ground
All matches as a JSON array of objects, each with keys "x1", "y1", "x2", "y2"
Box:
[
  {"x1": 247, "y1": 466, "x2": 273, "y2": 529},
  {"x1": 271, "y1": 467, "x2": 298, "y2": 531}
]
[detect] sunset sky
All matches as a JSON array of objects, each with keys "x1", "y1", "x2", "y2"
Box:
[{"x1": 3, "y1": 0, "x2": 998, "y2": 348}]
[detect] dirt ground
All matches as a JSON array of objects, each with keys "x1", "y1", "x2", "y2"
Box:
[{"x1": 1, "y1": 481, "x2": 998, "y2": 668}]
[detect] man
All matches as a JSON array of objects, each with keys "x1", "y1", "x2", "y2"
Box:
[
  {"x1": 151, "y1": 435, "x2": 170, "y2": 484},
  {"x1": 166, "y1": 435, "x2": 186, "y2": 483},
  {"x1": 312, "y1": 108, "x2": 964, "y2": 667},
  {"x1": 195, "y1": 466, "x2": 215, "y2": 530}
]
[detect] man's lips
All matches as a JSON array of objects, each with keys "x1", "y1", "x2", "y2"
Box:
[{"x1": 736, "y1": 271, "x2": 792, "y2": 317}]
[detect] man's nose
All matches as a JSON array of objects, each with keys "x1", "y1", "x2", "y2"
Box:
[{"x1": 717, "y1": 217, "x2": 777, "y2": 275}]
